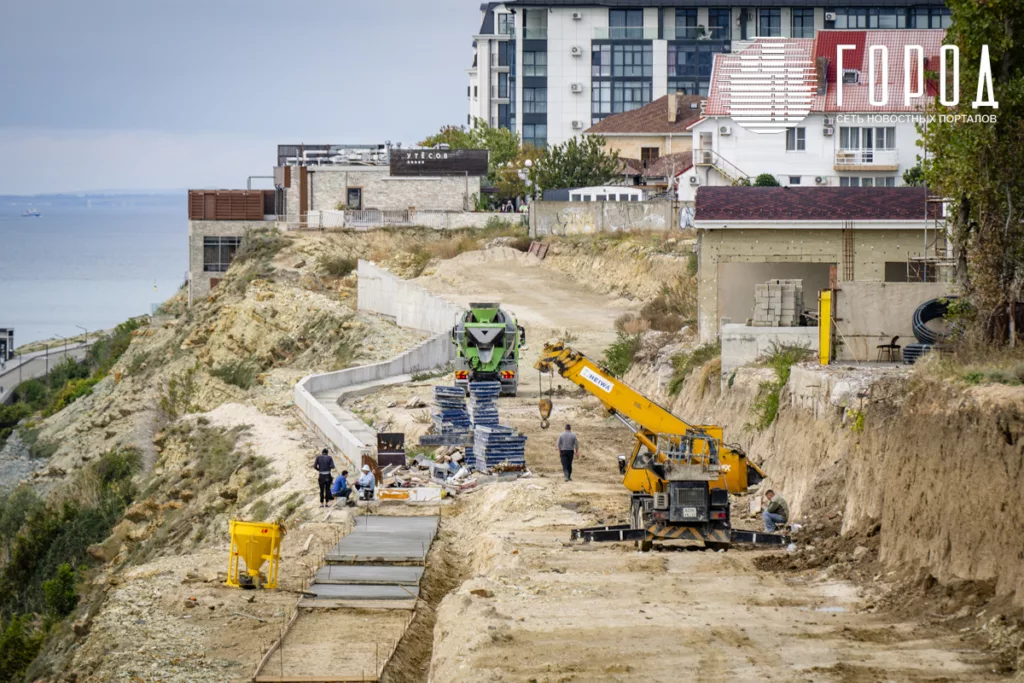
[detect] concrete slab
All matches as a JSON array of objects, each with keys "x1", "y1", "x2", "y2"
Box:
[
  {"x1": 305, "y1": 583, "x2": 419, "y2": 601},
  {"x1": 325, "y1": 516, "x2": 439, "y2": 564},
  {"x1": 313, "y1": 565, "x2": 424, "y2": 585}
]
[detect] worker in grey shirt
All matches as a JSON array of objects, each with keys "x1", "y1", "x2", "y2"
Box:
[{"x1": 557, "y1": 424, "x2": 579, "y2": 482}]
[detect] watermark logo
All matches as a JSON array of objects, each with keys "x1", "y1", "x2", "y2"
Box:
[{"x1": 720, "y1": 38, "x2": 816, "y2": 133}]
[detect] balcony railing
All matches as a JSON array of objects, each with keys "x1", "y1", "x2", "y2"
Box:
[
  {"x1": 834, "y1": 149, "x2": 900, "y2": 169},
  {"x1": 523, "y1": 26, "x2": 547, "y2": 39},
  {"x1": 692, "y1": 149, "x2": 749, "y2": 184},
  {"x1": 665, "y1": 25, "x2": 731, "y2": 40},
  {"x1": 593, "y1": 26, "x2": 658, "y2": 40}
]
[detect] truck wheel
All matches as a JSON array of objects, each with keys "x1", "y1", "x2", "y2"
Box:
[{"x1": 704, "y1": 542, "x2": 730, "y2": 552}]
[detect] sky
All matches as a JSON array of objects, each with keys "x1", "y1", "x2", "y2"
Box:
[{"x1": 0, "y1": 0, "x2": 480, "y2": 194}]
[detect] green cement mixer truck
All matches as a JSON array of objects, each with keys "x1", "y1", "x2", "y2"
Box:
[{"x1": 452, "y1": 303, "x2": 525, "y2": 397}]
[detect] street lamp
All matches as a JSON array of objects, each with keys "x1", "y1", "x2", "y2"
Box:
[
  {"x1": 75, "y1": 325, "x2": 87, "y2": 344},
  {"x1": 52, "y1": 334, "x2": 68, "y2": 356}
]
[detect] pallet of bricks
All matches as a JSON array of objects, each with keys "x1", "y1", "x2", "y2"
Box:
[{"x1": 752, "y1": 279, "x2": 803, "y2": 327}]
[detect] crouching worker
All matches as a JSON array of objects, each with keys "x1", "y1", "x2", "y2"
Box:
[
  {"x1": 762, "y1": 489, "x2": 789, "y2": 532},
  {"x1": 331, "y1": 469, "x2": 354, "y2": 506},
  {"x1": 354, "y1": 464, "x2": 376, "y2": 501}
]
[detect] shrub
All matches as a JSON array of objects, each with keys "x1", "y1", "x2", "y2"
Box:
[
  {"x1": 42, "y1": 563, "x2": 78, "y2": 617},
  {"x1": 46, "y1": 376, "x2": 100, "y2": 416},
  {"x1": 638, "y1": 277, "x2": 697, "y2": 332},
  {"x1": 749, "y1": 343, "x2": 813, "y2": 430},
  {"x1": 211, "y1": 360, "x2": 261, "y2": 390},
  {"x1": 667, "y1": 343, "x2": 721, "y2": 396},
  {"x1": 88, "y1": 317, "x2": 146, "y2": 376},
  {"x1": 192, "y1": 425, "x2": 247, "y2": 485},
  {"x1": 753, "y1": 173, "x2": 780, "y2": 187},
  {"x1": 603, "y1": 333, "x2": 642, "y2": 378},
  {"x1": 159, "y1": 364, "x2": 199, "y2": 420},
  {"x1": 0, "y1": 403, "x2": 31, "y2": 447},
  {"x1": 317, "y1": 255, "x2": 357, "y2": 278},
  {"x1": 614, "y1": 313, "x2": 650, "y2": 335},
  {"x1": 0, "y1": 614, "x2": 44, "y2": 682},
  {"x1": 234, "y1": 228, "x2": 289, "y2": 265}
]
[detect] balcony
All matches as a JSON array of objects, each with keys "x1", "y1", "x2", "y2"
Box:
[
  {"x1": 834, "y1": 149, "x2": 900, "y2": 172},
  {"x1": 523, "y1": 26, "x2": 547, "y2": 39},
  {"x1": 664, "y1": 26, "x2": 731, "y2": 40},
  {"x1": 593, "y1": 26, "x2": 658, "y2": 40}
]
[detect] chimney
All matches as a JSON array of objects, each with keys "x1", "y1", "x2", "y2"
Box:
[
  {"x1": 815, "y1": 57, "x2": 829, "y2": 96},
  {"x1": 667, "y1": 92, "x2": 679, "y2": 124}
]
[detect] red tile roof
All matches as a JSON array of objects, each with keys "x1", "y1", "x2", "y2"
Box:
[
  {"x1": 586, "y1": 94, "x2": 705, "y2": 135},
  {"x1": 695, "y1": 186, "x2": 931, "y2": 222},
  {"x1": 705, "y1": 30, "x2": 945, "y2": 117}
]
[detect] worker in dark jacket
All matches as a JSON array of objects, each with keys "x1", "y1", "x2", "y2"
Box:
[
  {"x1": 313, "y1": 448, "x2": 335, "y2": 507},
  {"x1": 762, "y1": 489, "x2": 789, "y2": 532}
]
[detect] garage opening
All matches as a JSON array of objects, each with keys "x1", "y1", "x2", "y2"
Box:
[{"x1": 717, "y1": 262, "x2": 834, "y2": 324}]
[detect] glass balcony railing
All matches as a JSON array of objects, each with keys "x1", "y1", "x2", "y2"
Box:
[
  {"x1": 593, "y1": 26, "x2": 658, "y2": 40},
  {"x1": 523, "y1": 26, "x2": 547, "y2": 39},
  {"x1": 664, "y1": 25, "x2": 731, "y2": 40}
]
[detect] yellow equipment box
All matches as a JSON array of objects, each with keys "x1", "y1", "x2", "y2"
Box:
[{"x1": 226, "y1": 519, "x2": 283, "y2": 589}]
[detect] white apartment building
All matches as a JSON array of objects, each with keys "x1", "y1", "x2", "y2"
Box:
[
  {"x1": 467, "y1": 2, "x2": 951, "y2": 147},
  {"x1": 677, "y1": 30, "x2": 943, "y2": 200}
]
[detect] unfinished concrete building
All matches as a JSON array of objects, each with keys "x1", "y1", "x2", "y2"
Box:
[{"x1": 694, "y1": 186, "x2": 950, "y2": 362}]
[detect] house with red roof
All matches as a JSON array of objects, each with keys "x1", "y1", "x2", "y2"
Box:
[{"x1": 678, "y1": 30, "x2": 944, "y2": 202}]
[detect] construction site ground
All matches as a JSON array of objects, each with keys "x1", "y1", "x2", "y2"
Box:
[{"x1": 356, "y1": 247, "x2": 1003, "y2": 682}]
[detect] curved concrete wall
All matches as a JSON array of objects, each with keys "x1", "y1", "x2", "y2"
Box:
[{"x1": 294, "y1": 260, "x2": 463, "y2": 467}]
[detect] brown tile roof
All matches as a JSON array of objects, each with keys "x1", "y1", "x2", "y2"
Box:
[
  {"x1": 586, "y1": 94, "x2": 705, "y2": 135},
  {"x1": 695, "y1": 187, "x2": 933, "y2": 222},
  {"x1": 619, "y1": 152, "x2": 693, "y2": 179}
]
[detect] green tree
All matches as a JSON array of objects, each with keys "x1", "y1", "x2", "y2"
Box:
[
  {"x1": 920, "y1": 0, "x2": 1024, "y2": 343},
  {"x1": 494, "y1": 146, "x2": 544, "y2": 201},
  {"x1": 528, "y1": 135, "x2": 622, "y2": 194},
  {"x1": 419, "y1": 118, "x2": 522, "y2": 183},
  {"x1": 42, "y1": 563, "x2": 78, "y2": 617},
  {"x1": 0, "y1": 615, "x2": 44, "y2": 682},
  {"x1": 902, "y1": 162, "x2": 925, "y2": 186},
  {"x1": 753, "y1": 173, "x2": 780, "y2": 187},
  {"x1": 417, "y1": 125, "x2": 475, "y2": 150}
]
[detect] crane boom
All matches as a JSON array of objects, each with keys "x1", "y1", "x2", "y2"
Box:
[{"x1": 535, "y1": 341, "x2": 763, "y2": 495}]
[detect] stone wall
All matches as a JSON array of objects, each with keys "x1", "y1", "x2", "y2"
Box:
[
  {"x1": 835, "y1": 281, "x2": 952, "y2": 361},
  {"x1": 530, "y1": 200, "x2": 677, "y2": 237},
  {"x1": 296, "y1": 166, "x2": 482, "y2": 213},
  {"x1": 187, "y1": 220, "x2": 270, "y2": 303},
  {"x1": 720, "y1": 324, "x2": 819, "y2": 377},
  {"x1": 697, "y1": 227, "x2": 940, "y2": 343}
]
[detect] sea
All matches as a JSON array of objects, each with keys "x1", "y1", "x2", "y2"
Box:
[{"x1": 0, "y1": 193, "x2": 187, "y2": 349}]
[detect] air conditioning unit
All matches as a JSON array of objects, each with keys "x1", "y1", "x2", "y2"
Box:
[
  {"x1": 823, "y1": 115, "x2": 834, "y2": 125},
  {"x1": 570, "y1": 82, "x2": 584, "y2": 93},
  {"x1": 825, "y1": 11, "x2": 837, "y2": 21},
  {"x1": 571, "y1": 10, "x2": 583, "y2": 20},
  {"x1": 653, "y1": 493, "x2": 669, "y2": 510},
  {"x1": 689, "y1": 176, "x2": 700, "y2": 186},
  {"x1": 823, "y1": 125, "x2": 835, "y2": 136},
  {"x1": 815, "y1": 176, "x2": 827, "y2": 185},
  {"x1": 719, "y1": 125, "x2": 733, "y2": 136},
  {"x1": 571, "y1": 120, "x2": 585, "y2": 130},
  {"x1": 570, "y1": 45, "x2": 583, "y2": 57}
]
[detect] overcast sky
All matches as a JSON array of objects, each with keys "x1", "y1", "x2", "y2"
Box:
[{"x1": 0, "y1": 0, "x2": 480, "y2": 194}]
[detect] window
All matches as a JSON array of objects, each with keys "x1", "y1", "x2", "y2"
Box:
[
  {"x1": 641, "y1": 147, "x2": 660, "y2": 167},
  {"x1": 792, "y1": 9, "x2": 815, "y2": 38},
  {"x1": 612, "y1": 81, "x2": 651, "y2": 113},
  {"x1": 474, "y1": 86, "x2": 478, "y2": 98},
  {"x1": 885, "y1": 262, "x2": 938, "y2": 282},
  {"x1": 789, "y1": 176, "x2": 802, "y2": 185},
  {"x1": 523, "y1": 123, "x2": 547, "y2": 148},
  {"x1": 609, "y1": 9, "x2": 644, "y2": 39},
  {"x1": 842, "y1": 70, "x2": 860, "y2": 84},
  {"x1": 839, "y1": 176, "x2": 897, "y2": 187},
  {"x1": 669, "y1": 80, "x2": 699, "y2": 95},
  {"x1": 668, "y1": 46, "x2": 697, "y2": 77},
  {"x1": 596, "y1": 195, "x2": 607, "y2": 201},
  {"x1": 758, "y1": 9, "x2": 781, "y2": 37},
  {"x1": 498, "y1": 41, "x2": 513, "y2": 67},
  {"x1": 523, "y1": 87, "x2": 547, "y2": 114},
  {"x1": 839, "y1": 127, "x2": 895, "y2": 150},
  {"x1": 592, "y1": 81, "x2": 611, "y2": 118},
  {"x1": 612, "y1": 44, "x2": 653, "y2": 78},
  {"x1": 619, "y1": 194, "x2": 631, "y2": 201},
  {"x1": 832, "y1": 7, "x2": 911, "y2": 29},
  {"x1": 497, "y1": 12, "x2": 514, "y2": 35},
  {"x1": 571, "y1": 194, "x2": 582, "y2": 201},
  {"x1": 498, "y1": 73, "x2": 509, "y2": 98},
  {"x1": 675, "y1": 9, "x2": 698, "y2": 39},
  {"x1": 203, "y1": 236, "x2": 241, "y2": 273},
  {"x1": 523, "y1": 51, "x2": 547, "y2": 77},
  {"x1": 467, "y1": 86, "x2": 470, "y2": 97},
  {"x1": 346, "y1": 188, "x2": 362, "y2": 210},
  {"x1": 592, "y1": 44, "x2": 611, "y2": 78},
  {"x1": 708, "y1": 9, "x2": 731, "y2": 39},
  {"x1": 786, "y1": 127, "x2": 806, "y2": 151},
  {"x1": 914, "y1": 7, "x2": 951, "y2": 28}
]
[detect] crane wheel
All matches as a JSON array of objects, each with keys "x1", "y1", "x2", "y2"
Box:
[{"x1": 632, "y1": 500, "x2": 653, "y2": 552}]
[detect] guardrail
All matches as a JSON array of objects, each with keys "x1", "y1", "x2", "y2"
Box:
[
  {"x1": 593, "y1": 26, "x2": 658, "y2": 40},
  {"x1": 834, "y1": 149, "x2": 899, "y2": 167}
]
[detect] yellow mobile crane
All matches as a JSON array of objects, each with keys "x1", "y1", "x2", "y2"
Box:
[{"x1": 535, "y1": 342, "x2": 787, "y2": 550}]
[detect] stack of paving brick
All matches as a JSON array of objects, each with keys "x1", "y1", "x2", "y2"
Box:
[
  {"x1": 467, "y1": 382, "x2": 501, "y2": 427},
  {"x1": 752, "y1": 279, "x2": 804, "y2": 327},
  {"x1": 473, "y1": 424, "x2": 528, "y2": 473},
  {"x1": 432, "y1": 385, "x2": 472, "y2": 432}
]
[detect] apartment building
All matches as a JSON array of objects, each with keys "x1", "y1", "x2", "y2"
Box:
[
  {"x1": 467, "y1": 1, "x2": 950, "y2": 147},
  {"x1": 677, "y1": 29, "x2": 943, "y2": 200}
]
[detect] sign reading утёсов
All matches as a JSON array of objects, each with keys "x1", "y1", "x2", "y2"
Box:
[{"x1": 389, "y1": 149, "x2": 489, "y2": 177}]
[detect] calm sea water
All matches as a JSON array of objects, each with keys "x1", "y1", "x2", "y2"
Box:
[{"x1": 0, "y1": 194, "x2": 186, "y2": 349}]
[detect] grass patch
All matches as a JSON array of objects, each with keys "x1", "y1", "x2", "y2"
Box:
[
  {"x1": 191, "y1": 425, "x2": 249, "y2": 485},
  {"x1": 638, "y1": 276, "x2": 697, "y2": 332},
  {"x1": 210, "y1": 360, "x2": 261, "y2": 390},
  {"x1": 411, "y1": 364, "x2": 454, "y2": 382},
  {"x1": 234, "y1": 227, "x2": 289, "y2": 265},
  {"x1": 248, "y1": 499, "x2": 271, "y2": 521},
  {"x1": 317, "y1": 254, "x2": 357, "y2": 278},
  {"x1": 18, "y1": 428, "x2": 58, "y2": 460},
  {"x1": 749, "y1": 343, "x2": 814, "y2": 431},
  {"x1": 603, "y1": 333, "x2": 642, "y2": 378},
  {"x1": 667, "y1": 342, "x2": 721, "y2": 396},
  {"x1": 158, "y1": 363, "x2": 200, "y2": 420}
]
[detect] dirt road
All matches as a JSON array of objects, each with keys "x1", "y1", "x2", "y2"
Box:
[{"x1": 364, "y1": 247, "x2": 1004, "y2": 681}]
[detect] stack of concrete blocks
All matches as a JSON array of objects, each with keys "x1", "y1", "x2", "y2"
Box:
[{"x1": 752, "y1": 279, "x2": 804, "y2": 327}]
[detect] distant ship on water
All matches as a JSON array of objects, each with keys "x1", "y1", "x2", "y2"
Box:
[{"x1": 22, "y1": 209, "x2": 41, "y2": 217}]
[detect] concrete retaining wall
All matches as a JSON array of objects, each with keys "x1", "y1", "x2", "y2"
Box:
[
  {"x1": 530, "y1": 200, "x2": 677, "y2": 237},
  {"x1": 834, "y1": 282, "x2": 951, "y2": 361},
  {"x1": 294, "y1": 260, "x2": 464, "y2": 465},
  {"x1": 721, "y1": 324, "x2": 819, "y2": 378}
]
